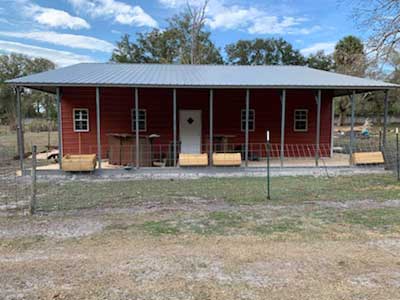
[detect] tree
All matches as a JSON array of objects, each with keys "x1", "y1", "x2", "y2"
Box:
[
  {"x1": 385, "y1": 51, "x2": 400, "y2": 117},
  {"x1": 111, "y1": 1, "x2": 223, "y2": 65},
  {"x1": 350, "y1": 0, "x2": 400, "y2": 60},
  {"x1": 225, "y1": 38, "x2": 306, "y2": 65},
  {"x1": 306, "y1": 50, "x2": 334, "y2": 71},
  {"x1": 333, "y1": 35, "x2": 367, "y2": 76},
  {"x1": 0, "y1": 53, "x2": 55, "y2": 127},
  {"x1": 333, "y1": 36, "x2": 368, "y2": 125},
  {"x1": 186, "y1": 0, "x2": 209, "y2": 64},
  {"x1": 110, "y1": 34, "x2": 145, "y2": 63}
]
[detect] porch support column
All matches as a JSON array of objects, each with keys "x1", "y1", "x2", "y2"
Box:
[
  {"x1": 135, "y1": 88, "x2": 140, "y2": 169},
  {"x1": 245, "y1": 89, "x2": 250, "y2": 167},
  {"x1": 349, "y1": 90, "x2": 356, "y2": 164},
  {"x1": 315, "y1": 89, "x2": 322, "y2": 166},
  {"x1": 16, "y1": 86, "x2": 24, "y2": 172},
  {"x1": 209, "y1": 89, "x2": 213, "y2": 166},
  {"x1": 173, "y1": 88, "x2": 177, "y2": 167},
  {"x1": 383, "y1": 90, "x2": 389, "y2": 151},
  {"x1": 330, "y1": 97, "x2": 335, "y2": 157},
  {"x1": 280, "y1": 89, "x2": 286, "y2": 167},
  {"x1": 56, "y1": 87, "x2": 63, "y2": 170},
  {"x1": 96, "y1": 87, "x2": 101, "y2": 170}
]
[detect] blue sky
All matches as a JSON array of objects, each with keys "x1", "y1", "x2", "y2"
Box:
[{"x1": 0, "y1": 0, "x2": 362, "y2": 67}]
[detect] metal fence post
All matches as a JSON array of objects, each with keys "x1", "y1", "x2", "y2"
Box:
[
  {"x1": 30, "y1": 145, "x2": 37, "y2": 215},
  {"x1": 396, "y1": 128, "x2": 399, "y2": 181},
  {"x1": 266, "y1": 130, "x2": 271, "y2": 200},
  {"x1": 16, "y1": 87, "x2": 24, "y2": 172}
]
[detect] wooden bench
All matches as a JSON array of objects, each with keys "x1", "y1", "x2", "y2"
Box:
[
  {"x1": 352, "y1": 151, "x2": 384, "y2": 165},
  {"x1": 62, "y1": 154, "x2": 97, "y2": 171},
  {"x1": 179, "y1": 153, "x2": 208, "y2": 167},
  {"x1": 212, "y1": 153, "x2": 242, "y2": 166}
]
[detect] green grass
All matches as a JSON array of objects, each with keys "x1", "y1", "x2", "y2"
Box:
[
  {"x1": 103, "y1": 206, "x2": 400, "y2": 237},
  {"x1": 140, "y1": 220, "x2": 181, "y2": 235},
  {"x1": 36, "y1": 174, "x2": 400, "y2": 212},
  {"x1": 342, "y1": 208, "x2": 400, "y2": 230},
  {"x1": 253, "y1": 219, "x2": 304, "y2": 235}
]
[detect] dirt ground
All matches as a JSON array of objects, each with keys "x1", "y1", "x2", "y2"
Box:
[{"x1": 1, "y1": 197, "x2": 400, "y2": 300}]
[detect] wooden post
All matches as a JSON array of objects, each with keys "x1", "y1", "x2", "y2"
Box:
[
  {"x1": 173, "y1": 88, "x2": 177, "y2": 167},
  {"x1": 30, "y1": 145, "x2": 37, "y2": 215},
  {"x1": 16, "y1": 86, "x2": 24, "y2": 172},
  {"x1": 96, "y1": 87, "x2": 102, "y2": 170},
  {"x1": 280, "y1": 89, "x2": 286, "y2": 167},
  {"x1": 349, "y1": 90, "x2": 356, "y2": 164},
  {"x1": 135, "y1": 88, "x2": 140, "y2": 169},
  {"x1": 209, "y1": 89, "x2": 213, "y2": 166},
  {"x1": 315, "y1": 89, "x2": 321, "y2": 166},
  {"x1": 56, "y1": 87, "x2": 63, "y2": 170},
  {"x1": 245, "y1": 89, "x2": 250, "y2": 167}
]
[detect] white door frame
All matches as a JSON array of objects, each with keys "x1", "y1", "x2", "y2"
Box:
[{"x1": 179, "y1": 109, "x2": 202, "y2": 154}]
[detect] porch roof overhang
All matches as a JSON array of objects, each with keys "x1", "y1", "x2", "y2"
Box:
[{"x1": 6, "y1": 63, "x2": 399, "y2": 96}]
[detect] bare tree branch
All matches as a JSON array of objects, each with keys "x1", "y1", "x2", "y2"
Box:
[{"x1": 186, "y1": 0, "x2": 209, "y2": 64}]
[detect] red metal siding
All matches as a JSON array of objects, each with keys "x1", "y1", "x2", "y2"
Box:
[{"x1": 61, "y1": 87, "x2": 333, "y2": 158}]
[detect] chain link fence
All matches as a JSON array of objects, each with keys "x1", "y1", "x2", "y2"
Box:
[
  {"x1": 0, "y1": 146, "x2": 31, "y2": 215},
  {"x1": 1, "y1": 131, "x2": 400, "y2": 215}
]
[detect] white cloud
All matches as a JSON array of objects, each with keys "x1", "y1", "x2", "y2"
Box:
[
  {"x1": 301, "y1": 42, "x2": 336, "y2": 56},
  {"x1": 67, "y1": 0, "x2": 158, "y2": 27},
  {"x1": 0, "y1": 31, "x2": 114, "y2": 52},
  {"x1": 159, "y1": 0, "x2": 200, "y2": 8},
  {"x1": 0, "y1": 40, "x2": 95, "y2": 66},
  {"x1": 28, "y1": 4, "x2": 90, "y2": 30},
  {"x1": 207, "y1": 6, "x2": 258, "y2": 30},
  {"x1": 159, "y1": 0, "x2": 318, "y2": 35}
]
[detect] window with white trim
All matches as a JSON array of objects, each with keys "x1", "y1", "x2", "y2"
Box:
[
  {"x1": 73, "y1": 108, "x2": 89, "y2": 132},
  {"x1": 241, "y1": 109, "x2": 255, "y2": 132},
  {"x1": 131, "y1": 109, "x2": 147, "y2": 132},
  {"x1": 294, "y1": 109, "x2": 308, "y2": 132}
]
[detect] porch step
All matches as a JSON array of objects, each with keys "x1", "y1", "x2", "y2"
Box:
[
  {"x1": 212, "y1": 153, "x2": 242, "y2": 166},
  {"x1": 179, "y1": 153, "x2": 208, "y2": 167}
]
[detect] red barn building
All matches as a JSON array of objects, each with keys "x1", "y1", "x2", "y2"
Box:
[{"x1": 8, "y1": 63, "x2": 397, "y2": 170}]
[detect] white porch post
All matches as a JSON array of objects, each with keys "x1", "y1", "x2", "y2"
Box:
[
  {"x1": 245, "y1": 89, "x2": 250, "y2": 167},
  {"x1": 96, "y1": 87, "x2": 101, "y2": 170},
  {"x1": 135, "y1": 88, "x2": 140, "y2": 169},
  {"x1": 56, "y1": 87, "x2": 63, "y2": 170},
  {"x1": 16, "y1": 86, "x2": 24, "y2": 172},
  {"x1": 280, "y1": 89, "x2": 286, "y2": 167},
  {"x1": 315, "y1": 89, "x2": 322, "y2": 166},
  {"x1": 173, "y1": 88, "x2": 177, "y2": 167},
  {"x1": 209, "y1": 89, "x2": 213, "y2": 166}
]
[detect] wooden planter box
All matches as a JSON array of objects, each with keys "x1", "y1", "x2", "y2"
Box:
[
  {"x1": 179, "y1": 153, "x2": 208, "y2": 167},
  {"x1": 212, "y1": 153, "x2": 242, "y2": 166},
  {"x1": 62, "y1": 154, "x2": 97, "y2": 172},
  {"x1": 352, "y1": 151, "x2": 384, "y2": 165}
]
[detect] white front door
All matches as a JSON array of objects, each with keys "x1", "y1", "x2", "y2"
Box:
[{"x1": 179, "y1": 110, "x2": 202, "y2": 154}]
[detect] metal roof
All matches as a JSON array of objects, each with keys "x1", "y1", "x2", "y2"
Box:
[{"x1": 6, "y1": 63, "x2": 399, "y2": 95}]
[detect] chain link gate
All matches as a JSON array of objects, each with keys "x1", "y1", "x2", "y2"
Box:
[{"x1": 0, "y1": 146, "x2": 31, "y2": 215}]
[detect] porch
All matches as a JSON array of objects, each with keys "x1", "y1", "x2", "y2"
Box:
[
  {"x1": 55, "y1": 87, "x2": 336, "y2": 170},
  {"x1": 8, "y1": 64, "x2": 397, "y2": 174}
]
